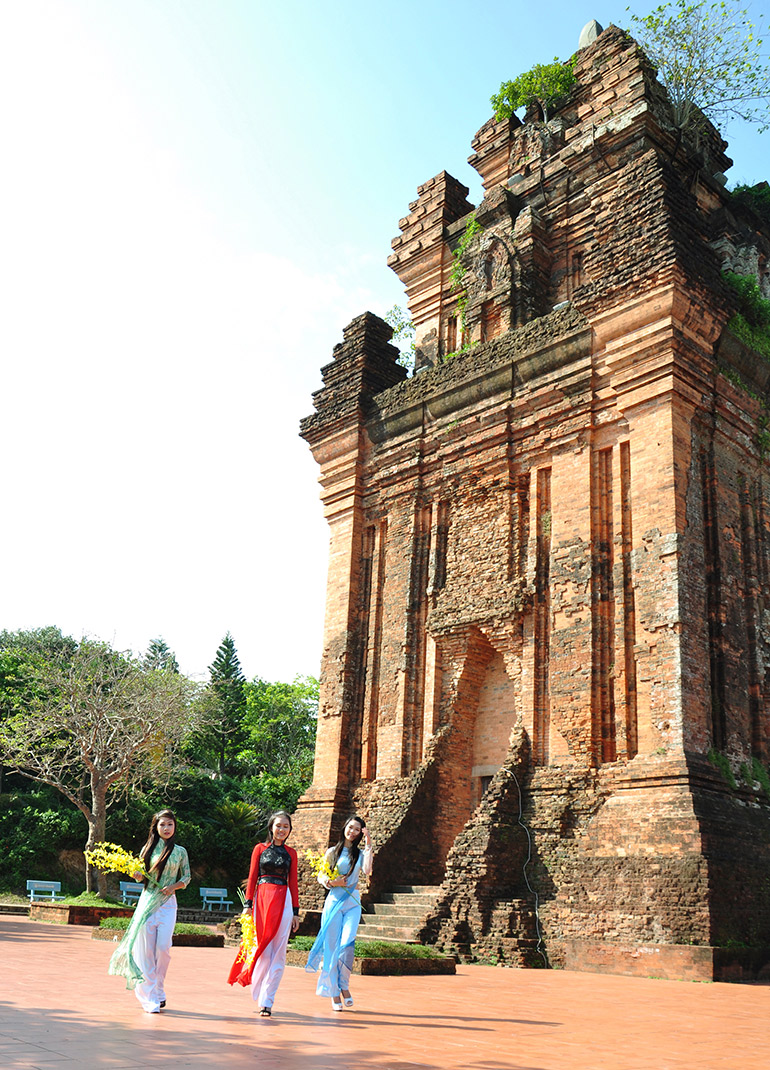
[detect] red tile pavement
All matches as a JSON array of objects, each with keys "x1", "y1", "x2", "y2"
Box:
[{"x1": 1, "y1": 916, "x2": 768, "y2": 1069}]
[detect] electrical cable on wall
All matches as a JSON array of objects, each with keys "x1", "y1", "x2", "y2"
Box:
[{"x1": 510, "y1": 766, "x2": 548, "y2": 968}]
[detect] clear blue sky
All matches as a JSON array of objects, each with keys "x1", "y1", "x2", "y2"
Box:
[{"x1": 1, "y1": 0, "x2": 768, "y2": 681}]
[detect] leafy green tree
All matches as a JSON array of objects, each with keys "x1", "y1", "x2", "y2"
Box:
[
  {"x1": 491, "y1": 57, "x2": 577, "y2": 122},
  {"x1": 143, "y1": 637, "x2": 179, "y2": 673},
  {"x1": 0, "y1": 626, "x2": 78, "y2": 660},
  {"x1": 237, "y1": 675, "x2": 318, "y2": 811},
  {"x1": 0, "y1": 638, "x2": 199, "y2": 895},
  {"x1": 628, "y1": 0, "x2": 770, "y2": 135},
  {"x1": 0, "y1": 627, "x2": 78, "y2": 793},
  {"x1": 385, "y1": 305, "x2": 416, "y2": 370}
]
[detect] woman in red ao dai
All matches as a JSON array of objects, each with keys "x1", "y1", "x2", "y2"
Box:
[{"x1": 228, "y1": 810, "x2": 300, "y2": 1016}]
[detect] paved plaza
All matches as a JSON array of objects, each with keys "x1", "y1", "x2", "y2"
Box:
[{"x1": 1, "y1": 917, "x2": 768, "y2": 1069}]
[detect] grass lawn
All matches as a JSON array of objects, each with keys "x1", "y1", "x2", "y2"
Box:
[
  {"x1": 289, "y1": 935, "x2": 447, "y2": 960},
  {"x1": 99, "y1": 916, "x2": 215, "y2": 937}
]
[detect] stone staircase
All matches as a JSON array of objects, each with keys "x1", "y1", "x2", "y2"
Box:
[{"x1": 358, "y1": 884, "x2": 442, "y2": 943}]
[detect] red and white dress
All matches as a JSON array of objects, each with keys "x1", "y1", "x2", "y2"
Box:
[{"x1": 227, "y1": 840, "x2": 299, "y2": 1009}]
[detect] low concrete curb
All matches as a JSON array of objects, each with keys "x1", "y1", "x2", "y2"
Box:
[{"x1": 284, "y1": 947, "x2": 455, "y2": 975}]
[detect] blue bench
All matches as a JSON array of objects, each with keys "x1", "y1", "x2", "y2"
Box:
[
  {"x1": 200, "y1": 887, "x2": 233, "y2": 912},
  {"x1": 119, "y1": 881, "x2": 144, "y2": 904},
  {"x1": 27, "y1": 880, "x2": 64, "y2": 902}
]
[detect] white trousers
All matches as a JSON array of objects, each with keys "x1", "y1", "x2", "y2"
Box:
[
  {"x1": 251, "y1": 891, "x2": 293, "y2": 1009},
  {"x1": 134, "y1": 895, "x2": 176, "y2": 1012}
]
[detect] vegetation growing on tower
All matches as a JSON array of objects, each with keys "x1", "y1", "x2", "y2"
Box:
[{"x1": 491, "y1": 57, "x2": 577, "y2": 123}]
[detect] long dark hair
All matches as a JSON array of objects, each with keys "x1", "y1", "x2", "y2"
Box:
[
  {"x1": 139, "y1": 809, "x2": 177, "y2": 883},
  {"x1": 266, "y1": 810, "x2": 293, "y2": 844},
  {"x1": 328, "y1": 814, "x2": 366, "y2": 873}
]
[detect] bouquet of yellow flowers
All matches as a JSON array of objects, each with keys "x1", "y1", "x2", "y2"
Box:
[
  {"x1": 232, "y1": 889, "x2": 257, "y2": 967},
  {"x1": 304, "y1": 849, "x2": 341, "y2": 883},
  {"x1": 84, "y1": 842, "x2": 156, "y2": 885}
]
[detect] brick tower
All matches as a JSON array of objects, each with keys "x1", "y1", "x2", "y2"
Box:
[{"x1": 299, "y1": 25, "x2": 770, "y2": 979}]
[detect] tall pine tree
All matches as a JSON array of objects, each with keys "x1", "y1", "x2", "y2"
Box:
[
  {"x1": 209, "y1": 632, "x2": 246, "y2": 775},
  {"x1": 143, "y1": 637, "x2": 179, "y2": 673}
]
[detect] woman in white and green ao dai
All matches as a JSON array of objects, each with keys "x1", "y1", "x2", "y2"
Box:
[{"x1": 108, "y1": 809, "x2": 190, "y2": 1014}]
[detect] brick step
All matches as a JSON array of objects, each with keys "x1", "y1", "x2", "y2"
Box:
[
  {"x1": 378, "y1": 891, "x2": 441, "y2": 905},
  {"x1": 370, "y1": 903, "x2": 436, "y2": 920},
  {"x1": 358, "y1": 884, "x2": 444, "y2": 944},
  {"x1": 363, "y1": 910, "x2": 429, "y2": 926},
  {"x1": 357, "y1": 932, "x2": 419, "y2": 944},
  {"x1": 390, "y1": 885, "x2": 442, "y2": 896},
  {"x1": 357, "y1": 921, "x2": 421, "y2": 942}
]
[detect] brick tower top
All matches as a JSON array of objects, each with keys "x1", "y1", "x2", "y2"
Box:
[{"x1": 387, "y1": 24, "x2": 737, "y2": 371}]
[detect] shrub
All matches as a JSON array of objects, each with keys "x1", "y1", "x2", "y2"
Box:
[
  {"x1": 98, "y1": 916, "x2": 214, "y2": 936},
  {"x1": 63, "y1": 892, "x2": 123, "y2": 907},
  {"x1": 491, "y1": 58, "x2": 577, "y2": 122},
  {"x1": 730, "y1": 183, "x2": 770, "y2": 229},
  {"x1": 708, "y1": 748, "x2": 738, "y2": 790},
  {"x1": 0, "y1": 786, "x2": 86, "y2": 892},
  {"x1": 723, "y1": 272, "x2": 770, "y2": 362},
  {"x1": 724, "y1": 272, "x2": 770, "y2": 330}
]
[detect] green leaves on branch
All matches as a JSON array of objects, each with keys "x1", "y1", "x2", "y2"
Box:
[
  {"x1": 238, "y1": 675, "x2": 317, "y2": 782},
  {"x1": 445, "y1": 214, "x2": 484, "y2": 358},
  {"x1": 449, "y1": 215, "x2": 483, "y2": 292},
  {"x1": 491, "y1": 58, "x2": 577, "y2": 122},
  {"x1": 384, "y1": 305, "x2": 416, "y2": 370},
  {"x1": 627, "y1": 0, "x2": 770, "y2": 135}
]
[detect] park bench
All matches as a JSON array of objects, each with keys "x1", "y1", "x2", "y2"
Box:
[
  {"x1": 200, "y1": 887, "x2": 233, "y2": 912},
  {"x1": 26, "y1": 880, "x2": 65, "y2": 902},
  {"x1": 119, "y1": 881, "x2": 144, "y2": 904}
]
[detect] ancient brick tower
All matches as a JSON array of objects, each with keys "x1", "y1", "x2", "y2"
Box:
[{"x1": 298, "y1": 24, "x2": 770, "y2": 979}]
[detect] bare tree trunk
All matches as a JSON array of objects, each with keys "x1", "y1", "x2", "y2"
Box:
[
  {"x1": 83, "y1": 813, "x2": 96, "y2": 893},
  {"x1": 86, "y1": 776, "x2": 109, "y2": 897}
]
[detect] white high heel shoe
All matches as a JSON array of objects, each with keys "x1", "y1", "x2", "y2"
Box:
[{"x1": 331, "y1": 998, "x2": 343, "y2": 1011}]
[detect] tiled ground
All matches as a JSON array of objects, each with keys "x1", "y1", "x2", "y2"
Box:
[{"x1": 1, "y1": 917, "x2": 768, "y2": 1069}]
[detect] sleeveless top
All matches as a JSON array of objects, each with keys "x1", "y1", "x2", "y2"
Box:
[{"x1": 258, "y1": 843, "x2": 292, "y2": 886}]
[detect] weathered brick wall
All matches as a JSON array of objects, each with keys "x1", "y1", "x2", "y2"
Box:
[{"x1": 298, "y1": 22, "x2": 770, "y2": 975}]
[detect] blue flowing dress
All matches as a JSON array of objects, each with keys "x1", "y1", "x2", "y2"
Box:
[{"x1": 305, "y1": 845, "x2": 373, "y2": 998}]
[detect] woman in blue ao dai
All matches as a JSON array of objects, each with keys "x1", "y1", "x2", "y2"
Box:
[{"x1": 305, "y1": 815, "x2": 373, "y2": 1011}]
